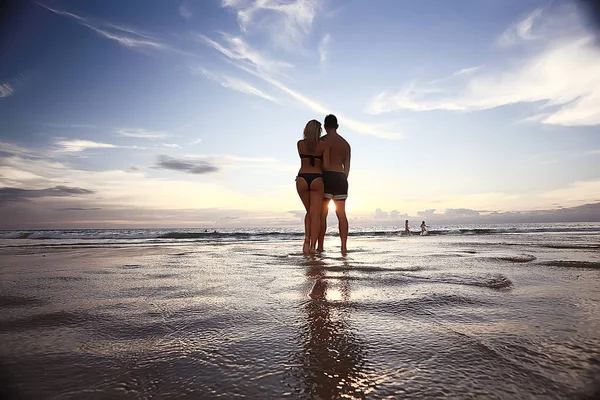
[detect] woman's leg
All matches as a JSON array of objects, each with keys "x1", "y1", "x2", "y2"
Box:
[
  {"x1": 308, "y1": 179, "x2": 325, "y2": 253},
  {"x1": 296, "y1": 177, "x2": 311, "y2": 253}
]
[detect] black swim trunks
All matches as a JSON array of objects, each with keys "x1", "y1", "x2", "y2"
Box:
[{"x1": 323, "y1": 171, "x2": 348, "y2": 200}]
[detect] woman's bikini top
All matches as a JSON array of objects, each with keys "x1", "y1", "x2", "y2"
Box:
[{"x1": 299, "y1": 153, "x2": 323, "y2": 166}]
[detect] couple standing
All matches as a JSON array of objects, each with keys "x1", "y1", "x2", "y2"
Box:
[{"x1": 295, "y1": 114, "x2": 351, "y2": 254}]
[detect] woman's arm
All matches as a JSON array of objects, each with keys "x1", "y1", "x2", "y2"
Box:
[{"x1": 323, "y1": 142, "x2": 331, "y2": 171}]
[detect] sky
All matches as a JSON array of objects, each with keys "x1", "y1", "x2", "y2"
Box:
[{"x1": 0, "y1": 0, "x2": 599, "y2": 229}]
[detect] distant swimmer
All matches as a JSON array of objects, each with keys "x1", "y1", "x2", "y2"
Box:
[
  {"x1": 420, "y1": 221, "x2": 429, "y2": 236},
  {"x1": 317, "y1": 114, "x2": 351, "y2": 254},
  {"x1": 404, "y1": 220, "x2": 410, "y2": 235}
]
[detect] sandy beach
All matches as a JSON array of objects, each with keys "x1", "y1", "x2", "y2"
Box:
[{"x1": 1, "y1": 227, "x2": 599, "y2": 399}]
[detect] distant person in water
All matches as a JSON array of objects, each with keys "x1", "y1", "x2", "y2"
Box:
[
  {"x1": 296, "y1": 119, "x2": 326, "y2": 253},
  {"x1": 404, "y1": 220, "x2": 410, "y2": 235},
  {"x1": 317, "y1": 114, "x2": 351, "y2": 253},
  {"x1": 420, "y1": 221, "x2": 428, "y2": 235}
]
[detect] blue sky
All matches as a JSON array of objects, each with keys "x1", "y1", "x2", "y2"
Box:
[{"x1": 0, "y1": 0, "x2": 598, "y2": 228}]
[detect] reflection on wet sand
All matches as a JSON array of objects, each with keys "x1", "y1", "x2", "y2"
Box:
[{"x1": 294, "y1": 257, "x2": 369, "y2": 399}]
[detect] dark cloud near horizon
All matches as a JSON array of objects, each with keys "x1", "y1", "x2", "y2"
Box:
[
  {"x1": 55, "y1": 207, "x2": 103, "y2": 211},
  {"x1": 417, "y1": 209, "x2": 436, "y2": 218},
  {"x1": 444, "y1": 208, "x2": 481, "y2": 218},
  {"x1": 0, "y1": 186, "x2": 94, "y2": 205},
  {"x1": 155, "y1": 155, "x2": 219, "y2": 174}
]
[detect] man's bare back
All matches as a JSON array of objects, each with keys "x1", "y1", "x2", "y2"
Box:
[{"x1": 322, "y1": 133, "x2": 351, "y2": 176}]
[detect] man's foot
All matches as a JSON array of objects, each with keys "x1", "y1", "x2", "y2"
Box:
[
  {"x1": 341, "y1": 246, "x2": 348, "y2": 254},
  {"x1": 316, "y1": 247, "x2": 324, "y2": 253},
  {"x1": 309, "y1": 246, "x2": 316, "y2": 254}
]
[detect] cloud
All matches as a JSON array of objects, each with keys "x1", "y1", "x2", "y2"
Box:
[
  {"x1": 55, "y1": 207, "x2": 103, "y2": 211},
  {"x1": 498, "y1": 8, "x2": 543, "y2": 46},
  {"x1": 318, "y1": 33, "x2": 331, "y2": 63},
  {"x1": 116, "y1": 128, "x2": 169, "y2": 139},
  {"x1": 444, "y1": 208, "x2": 481, "y2": 218},
  {"x1": 179, "y1": 1, "x2": 192, "y2": 20},
  {"x1": 0, "y1": 83, "x2": 14, "y2": 98},
  {"x1": 196, "y1": 33, "x2": 292, "y2": 74},
  {"x1": 366, "y1": 8, "x2": 600, "y2": 126},
  {"x1": 221, "y1": 0, "x2": 319, "y2": 50},
  {"x1": 162, "y1": 143, "x2": 182, "y2": 149},
  {"x1": 374, "y1": 208, "x2": 388, "y2": 219},
  {"x1": 54, "y1": 139, "x2": 120, "y2": 152},
  {"x1": 155, "y1": 155, "x2": 220, "y2": 174},
  {"x1": 38, "y1": 4, "x2": 164, "y2": 49},
  {"x1": 199, "y1": 35, "x2": 398, "y2": 138},
  {"x1": 192, "y1": 67, "x2": 277, "y2": 102},
  {"x1": 0, "y1": 186, "x2": 94, "y2": 205},
  {"x1": 417, "y1": 209, "x2": 437, "y2": 218},
  {"x1": 190, "y1": 138, "x2": 202, "y2": 145},
  {"x1": 453, "y1": 65, "x2": 483, "y2": 75}
]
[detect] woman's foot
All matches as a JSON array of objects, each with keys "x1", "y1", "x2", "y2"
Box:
[{"x1": 302, "y1": 240, "x2": 310, "y2": 254}]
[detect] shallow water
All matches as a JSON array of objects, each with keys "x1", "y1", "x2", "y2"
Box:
[{"x1": 0, "y1": 231, "x2": 599, "y2": 399}]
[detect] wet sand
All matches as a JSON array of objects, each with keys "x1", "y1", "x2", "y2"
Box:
[{"x1": 1, "y1": 234, "x2": 599, "y2": 399}]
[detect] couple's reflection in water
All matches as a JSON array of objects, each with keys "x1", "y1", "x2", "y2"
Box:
[{"x1": 292, "y1": 255, "x2": 369, "y2": 399}]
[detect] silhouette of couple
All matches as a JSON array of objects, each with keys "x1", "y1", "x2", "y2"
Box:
[{"x1": 295, "y1": 114, "x2": 351, "y2": 254}]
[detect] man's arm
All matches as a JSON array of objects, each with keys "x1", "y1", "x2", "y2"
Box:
[{"x1": 344, "y1": 144, "x2": 351, "y2": 178}]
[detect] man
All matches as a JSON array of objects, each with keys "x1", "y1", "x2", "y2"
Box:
[{"x1": 317, "y1": 114, "x2": 351, "y2": 253}]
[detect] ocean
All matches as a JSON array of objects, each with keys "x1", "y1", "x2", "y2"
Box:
[{"x1": 0, "y1": 222, "x2": 599, "y2": 399}]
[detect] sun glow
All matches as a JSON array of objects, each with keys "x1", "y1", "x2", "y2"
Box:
[{"x1": 328, "y1": 200, "x2": 337, "y2": 211}]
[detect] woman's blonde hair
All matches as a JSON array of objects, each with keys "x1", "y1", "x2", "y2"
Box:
[{"x1": 303, "y1": 119, "x2": 322, "y2": 153}]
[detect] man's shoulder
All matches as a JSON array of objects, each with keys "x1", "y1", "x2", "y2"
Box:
[{"x1": 338, "y1": 134, "x2": 350, "y2": 147}]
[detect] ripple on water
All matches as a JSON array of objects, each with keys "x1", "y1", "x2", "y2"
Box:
[
  {"x1": 498, "y1": 254, "x2": 537, "y2": 263},
  {"x1": 542, "y1": 261, "x2": 600, "y2": 269}
]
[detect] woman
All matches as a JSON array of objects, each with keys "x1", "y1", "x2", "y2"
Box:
[{"x1": 296, "y1": 120, "x2": 326, "y2": 253}]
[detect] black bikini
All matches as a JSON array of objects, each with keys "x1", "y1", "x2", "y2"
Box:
[
  {"x1": 296, "y1": 153, "x2": 324, "y2": 187},
  {"x1": 299, "y1": 153, "x2": 323, "y2": 166},
  {"x1": 296, "y1": 172, "x2": 322, "y2": 187}
]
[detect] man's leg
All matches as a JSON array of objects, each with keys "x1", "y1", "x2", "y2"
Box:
[
  {"x1": 317, "y1": 198, "x2": 330, "y2": 252},
  {"x1": 334, "y1": 199, "x2": 349, "y2": 253}
]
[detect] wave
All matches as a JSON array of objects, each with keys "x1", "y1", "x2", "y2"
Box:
[{"x1": 0, "y1": 224, "x2": 598, "y2": 241}]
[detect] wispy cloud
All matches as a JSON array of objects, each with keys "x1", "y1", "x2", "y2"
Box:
[
  {"x1": 196, "y1": 33, "x2": 292, "y2": 74},
  {"x1": 117, "y1": 128, "x2": 169, "y2": 139},
  {"x1": 38, "y1": 3, "x2": 164, "y2": 49},
  {"x1": 190, "y1": 138, "x2": 202, "y2": 145},
  {"x1": 221, "y1": 0, "x2": 319, "y2": 50},
  {"x1": 55, "y1": 139, "x2": 120, "y2": 152},
  {"x1": 155, "y1": 155, "x2": 219, "y2": 174},
  {"x1": 366, "y1": 7, "x2": 600, "y2": 127},
  {"x1": 179, "y1": 1, "x2": 192, "y2": 20},
  {"x1": 498, "y1": 8, "x2": 543, "y2": 46},
  {"x1": 453, "y1": 65, "x2": 483, "y2": 75},
  {"x1": 192, "y1": 67, "x2": 277, "y2": 102},
  {"x1": 0, "y1": 83, "x2": 14, "y2": 98},
  {"x1": 199, "y1": 35, "x2": 398, "y2": 139},
  {"x1": 162, "y1": 143, "x2": 182, "y2": 149},
  {"x1": 318, "y1": 34, "x2": 331, "y2": 63}
]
